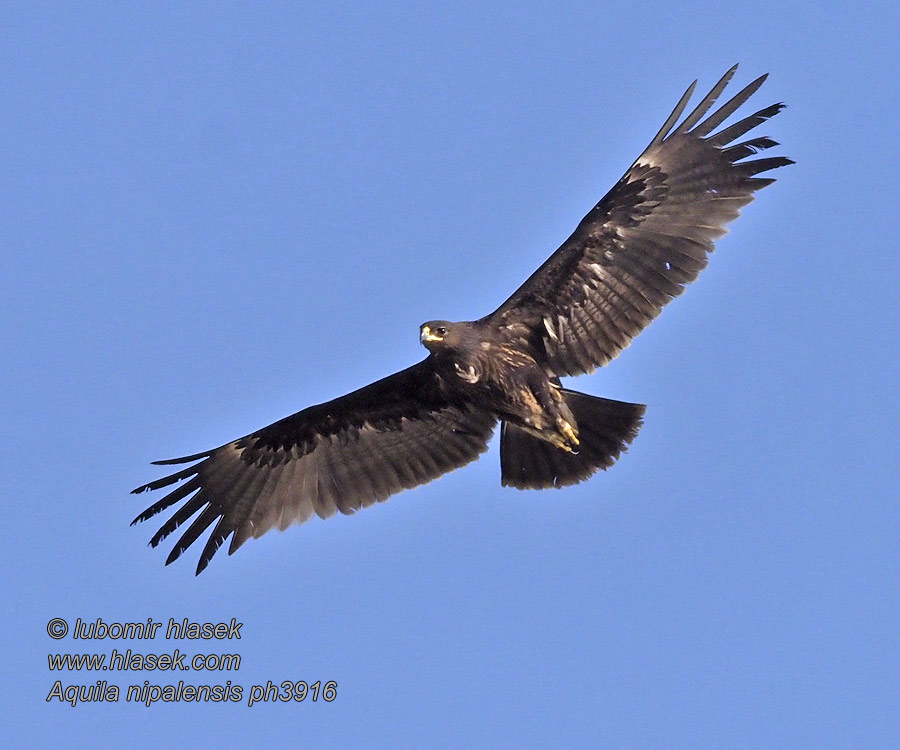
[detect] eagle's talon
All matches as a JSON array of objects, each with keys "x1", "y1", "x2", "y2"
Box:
[{"x1": 557, "y1": 418, "x2": 580, "y2": 448}]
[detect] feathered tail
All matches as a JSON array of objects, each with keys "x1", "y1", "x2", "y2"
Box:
[{"x1": 500, "y1": 390, "x2": 645, "y2": 489}]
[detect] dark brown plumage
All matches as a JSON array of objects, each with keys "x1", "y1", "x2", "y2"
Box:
[{"x1": 132, "y1": 65, "x2": 791, "y2": 573}]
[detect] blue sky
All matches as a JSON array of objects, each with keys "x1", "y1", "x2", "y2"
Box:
[{"x1": 3, "y1": 1, "x2": 898, "y2": 747}]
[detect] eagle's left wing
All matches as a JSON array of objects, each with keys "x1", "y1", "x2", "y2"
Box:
[
  {"x1": 487, "y1": 65, "x2": 792, "y2": 377},
  {"x1": 131, "y1": 359, "x2": 496, "y2": 574}
]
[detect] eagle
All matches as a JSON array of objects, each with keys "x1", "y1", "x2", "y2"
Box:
[{"x1": 132, "y1": 65, "x2": 791, "y2": 574}]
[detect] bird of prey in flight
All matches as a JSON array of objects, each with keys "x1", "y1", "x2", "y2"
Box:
[{"x1": 132, "y1": 65, "x2": 791, "y2": 574}]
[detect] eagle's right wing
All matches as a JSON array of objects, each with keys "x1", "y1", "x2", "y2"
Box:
[{"x1": 488, "y1": 65, "x2": 792, "y2": 376}]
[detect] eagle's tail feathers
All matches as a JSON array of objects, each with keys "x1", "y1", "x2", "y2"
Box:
[{"x1": 499, "y1": 391, "x2": 645, "y2": 489}]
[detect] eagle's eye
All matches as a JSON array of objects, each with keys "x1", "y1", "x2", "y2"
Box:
[{"x1": 436, "y1": 326, "x2": 448, "y2": 336}]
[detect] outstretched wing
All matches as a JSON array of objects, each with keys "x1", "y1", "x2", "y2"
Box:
[
  {"x1": 132, "y1": 360, "x2": 496, "y2": 574},
  {"x1": 488, "y1": 65, "x2": 793, "y2": 376}
]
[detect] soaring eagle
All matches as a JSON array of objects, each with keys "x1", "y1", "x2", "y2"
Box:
[{"x1": 133, "y1": 66, "x2": 791, "y2": 574}]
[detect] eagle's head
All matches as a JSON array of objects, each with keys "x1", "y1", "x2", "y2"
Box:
[{"x1": 420, "y1": 320, "x2": 468, "y2": 354}]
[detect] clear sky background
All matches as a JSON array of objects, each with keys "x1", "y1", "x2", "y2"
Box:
[{"x1": 3, "y1": 2, "x2": 898, "y2": 747}]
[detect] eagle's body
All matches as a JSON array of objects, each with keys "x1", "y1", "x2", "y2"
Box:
[
  {"x1": 132, "y1": 66, "x2": 792, "y2": 573},
  {"x1": 421, "y1": 319, "x2": 580, "y2": 452}
]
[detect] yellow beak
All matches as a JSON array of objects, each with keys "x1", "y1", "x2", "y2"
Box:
[{"x1": 420, "y1": 326, "x2": 443, "y2": 343}]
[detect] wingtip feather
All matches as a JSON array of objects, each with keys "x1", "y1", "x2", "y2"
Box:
[
  {"x1": 151, "y1": 451, "x2": 212, "y2": 466},
  {"x1": 674, "y1": 65, "x2": 740, "y2": 135}
]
